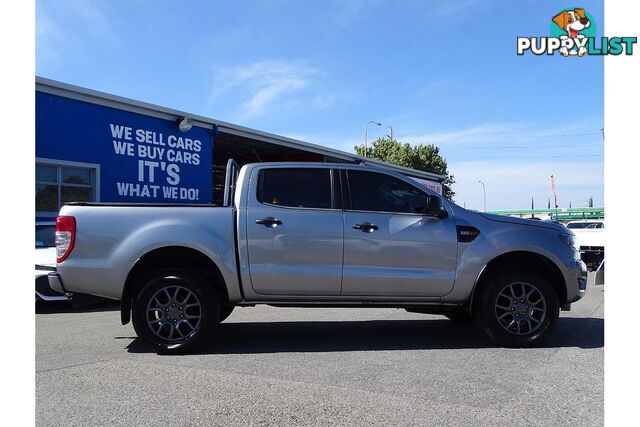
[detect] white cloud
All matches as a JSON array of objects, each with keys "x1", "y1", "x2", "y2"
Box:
[
  {"x1": 331, "y1": 0, "x2": 367, "y2": 28},
  {"x1": 399, "y1": 120, "x2": 604, "y2": 150},
  {"x1": 207, "y1": 60, "x2": 343, "y2": 122},
  {"x1": 377, "y1": 121, "x2": 602, "y2": 210},
  {"x1": 36, "y1": 3, "x2": 65, "y2": 67},
  {"x1": 312, "y1": 91, "x2": 340, "y2": 109},
  {"x1": 402, "y1": 122, "x2": 525, "y2": 146},
  {"x1": 429, "y1": 0, "x2": 488, "y2": 23},
  {"x1": 278, "y1": 131, "x2": 361, "y2": 155},
  {"x1": 66, "y1": 0, "x2": 115, "y2": 42},
  {"x1": 36, "y1": 0, "x2": 116, "y2": 69},
  {"x1": 450, "y1": 160, "x2": 604, "y2": 211}
]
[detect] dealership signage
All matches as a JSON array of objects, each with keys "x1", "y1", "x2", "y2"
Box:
[
  {"x1": 110, "y1": 123, "x2": 204, "y2": 201},
  {"x1": 36, "y1": 93, "x2": 213, "y2": 204},
  {"x1": 408, "y1": 177, "x2": 443, "y2": 195}
]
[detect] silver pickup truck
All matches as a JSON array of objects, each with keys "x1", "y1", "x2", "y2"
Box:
[{"x1": 49, "y1": 161, "x2": 587, "y2": 353}]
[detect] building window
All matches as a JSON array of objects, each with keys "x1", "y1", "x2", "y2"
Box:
[{"x1": 36, "y1": 162, "x2": 96, "y2": 213}]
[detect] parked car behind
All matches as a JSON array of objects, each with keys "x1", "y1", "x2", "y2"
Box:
[
  {"x1": 36, "y1": 221, "x2": 68, "y2": 302},
  {"x1": 566, "y1": 220, "x2": 605, "y2": 271}
]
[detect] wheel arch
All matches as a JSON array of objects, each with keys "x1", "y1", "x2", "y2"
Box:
[
  {"x1": 469, "y1": 251, "x2": 567, "y2": 314},
  {"x1": 120, "y1": 246, "x2": 229, "y2": 325}
]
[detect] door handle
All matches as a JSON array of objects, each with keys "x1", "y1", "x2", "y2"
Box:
[
  {"x1": 255, "y1": 217, "x2": 283, "y2": 228},
  {"x1": 353, "y1": 222, "x2": 379, "y2": 232}
]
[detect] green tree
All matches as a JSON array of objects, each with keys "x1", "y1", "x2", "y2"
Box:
[{"x1": 354, "y1": 138, "x2": 455, "y2": 199}]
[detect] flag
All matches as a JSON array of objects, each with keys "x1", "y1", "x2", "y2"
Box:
[{"x1": 550, "y1": 175, "x2": 558, "y2": 208}]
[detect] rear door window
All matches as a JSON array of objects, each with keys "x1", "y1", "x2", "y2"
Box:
[{"x1": 258, "y1": 168, "x2": 333, "y2": 209}]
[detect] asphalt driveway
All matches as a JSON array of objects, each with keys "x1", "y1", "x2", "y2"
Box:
[{"x1": 36, "y1": 280, "x2": 603, "y2": 426}]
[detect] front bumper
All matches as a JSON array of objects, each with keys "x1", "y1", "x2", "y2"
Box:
[{"x1": 565, "y1": 258, "x2": 588, "y2": 304}]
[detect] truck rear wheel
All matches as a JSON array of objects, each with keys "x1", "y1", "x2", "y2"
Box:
[
  {"x1": 474, "y1": 270, "x2": 559, "y2": 347},
  {"x1": 132, "y1": 270, "x2": 219, "y2": 354}
]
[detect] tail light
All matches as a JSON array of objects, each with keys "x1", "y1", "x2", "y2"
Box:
[{"x1": 56, "y1": 216, "x2": 76, "y2": 263}]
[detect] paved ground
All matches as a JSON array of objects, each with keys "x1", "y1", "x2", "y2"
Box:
[{"x1": 36, "y1": 279, "x2": 603, "y2": 426}]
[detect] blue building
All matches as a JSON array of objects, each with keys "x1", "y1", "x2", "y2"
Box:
[{"x1": 36, "y1": 77, "x2": 444, "y2": 220}]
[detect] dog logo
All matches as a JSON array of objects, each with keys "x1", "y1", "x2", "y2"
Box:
[
  {"x1": 552, "y1": 8, "x2": 592, "y2": 56},
  {"x1": 517, "y1": 8, "x2": 636, "y2": 56}
]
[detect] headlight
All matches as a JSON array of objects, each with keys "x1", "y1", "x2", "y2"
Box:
[{"x1": 559, "y1": 233, "x2": 578, "y2": 250}]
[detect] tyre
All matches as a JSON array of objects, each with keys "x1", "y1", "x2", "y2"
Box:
[
  {"x1": 132, "y1": 270, "x2": 219, "y2": 354},
  {"x1": 444, "y1": 308, "x2": 472, "y2": 322},
  {"x1": 219, "y1": 305, "x2": 235, "y2": 322},
  {"x1": 473, "y1": 270, "x2": 559, "y2": 347}
]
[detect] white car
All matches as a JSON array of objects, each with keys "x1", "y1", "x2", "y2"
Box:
[
  {"x1": 566, "y1": 219, "x2": 604, "y2": 230},
  {"x1": 36, "y1": 221, "x2": 68, "y2": 302},
  {"x1": 566, "y1": 220, "x2": 605, "y2": 271}
]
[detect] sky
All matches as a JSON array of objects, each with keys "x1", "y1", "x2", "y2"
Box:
[{"x1": 36, "y1": 0, "x2": 604, "y2": 211}]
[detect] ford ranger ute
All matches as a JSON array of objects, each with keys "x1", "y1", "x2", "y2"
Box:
[{"x1": 49, "y1": 161, "x2": 587, "y2": 354}]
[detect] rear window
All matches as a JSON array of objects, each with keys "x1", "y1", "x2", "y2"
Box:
[
  {"x1": 567, "y1": 222, "x2": 604, "y2": 229},
  {"x1": 257, "y1": 168, "x2": 332, "y2": 209}
]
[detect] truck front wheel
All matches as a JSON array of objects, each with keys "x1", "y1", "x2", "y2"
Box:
[
  {"x1": 132, "y1": 270, "x2": 219, "y2": 354},
  {"x1": 474, "y1": 270, "x2": 559, "y2": 347}
]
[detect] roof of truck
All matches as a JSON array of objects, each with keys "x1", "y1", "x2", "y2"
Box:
[{"x1": 242, "y1": 161, "x2": 438, "y2": 180}]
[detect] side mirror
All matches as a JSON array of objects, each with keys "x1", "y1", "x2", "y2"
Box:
[{"x1": 424, "y1": 196, "x2": 448, "y2": 219}]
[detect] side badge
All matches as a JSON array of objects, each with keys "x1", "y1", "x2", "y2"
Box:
[{"x1": 457, "y1": 226, "x2": 480, "y2": 243}]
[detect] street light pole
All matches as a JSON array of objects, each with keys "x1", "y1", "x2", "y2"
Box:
[
  {"x1": 478, "y1": 180, "x2": 486, "y2": 212},
  {"x1": 364, "y1": 121, "x2": 382, "y2": 157}
]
